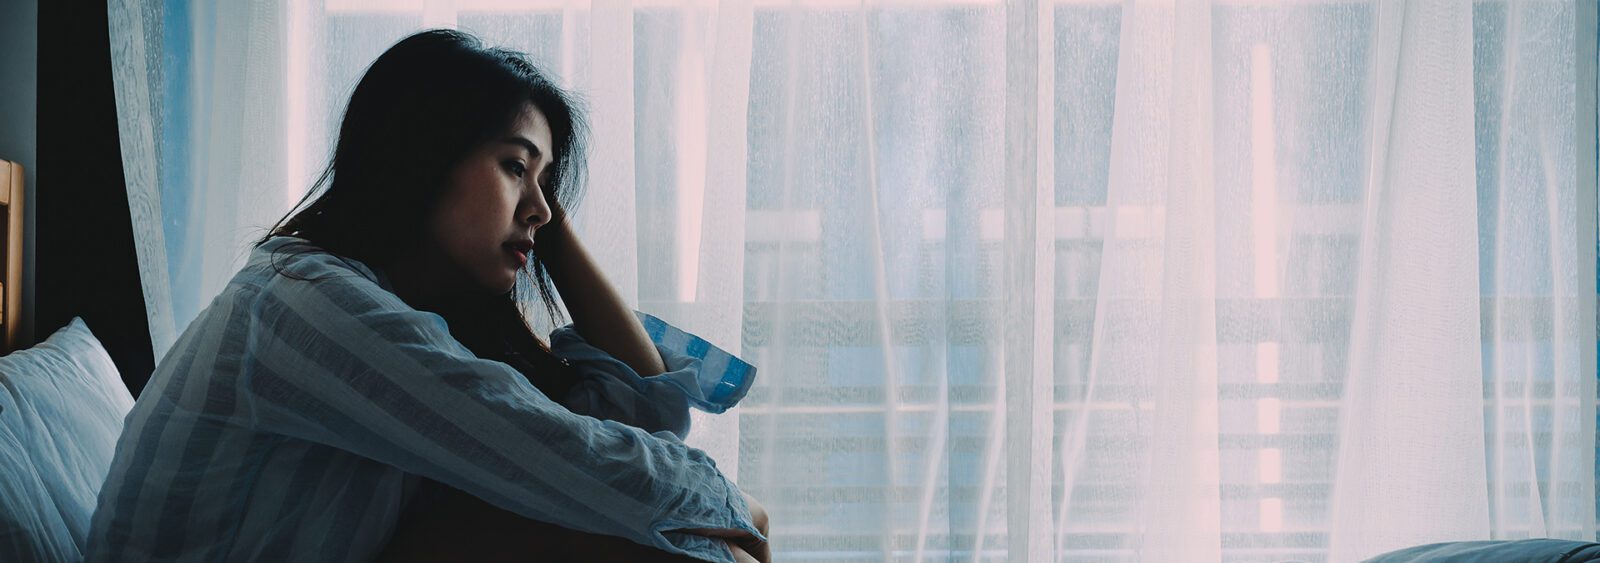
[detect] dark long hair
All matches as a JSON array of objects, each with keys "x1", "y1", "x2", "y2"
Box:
[{"x1": 259, "y1": 29, "x2": 584, "y2": 396}]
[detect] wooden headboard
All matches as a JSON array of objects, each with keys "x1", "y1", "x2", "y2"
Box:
[{"x1": 0, "y1": 159, "x2": 24, "y2": 353}]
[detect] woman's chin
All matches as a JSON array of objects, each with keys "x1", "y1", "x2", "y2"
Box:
[
  {"x1": 493, "y1": 272, "x2": 519, "y2": 294},
  {"x1": 468, "y1": 269, "x2": 518, "y2": 296}
]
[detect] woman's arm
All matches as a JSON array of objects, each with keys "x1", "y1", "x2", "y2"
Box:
[
  {"x1": 537, "y1": 220, "x2": 667, "y2": 377},
  {"x1": 244, "y1": 267, "x2": 759, "y2": 561},
  {"x1": 536, "y1": 220, "x2": 770, "y2": 560}
]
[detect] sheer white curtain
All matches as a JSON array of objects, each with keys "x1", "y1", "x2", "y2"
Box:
[{"x1": 109, "y1": 0, "x2": 1596, "y2": 561}]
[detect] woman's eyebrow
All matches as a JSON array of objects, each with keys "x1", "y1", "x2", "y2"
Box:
[{"x1": 501, "y1": 136, "x2": 542, "y2": 158}]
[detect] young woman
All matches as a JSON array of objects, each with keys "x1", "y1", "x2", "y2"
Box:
[{"x1": 86, "y1": 30, "x2": 767, "y2": 562}]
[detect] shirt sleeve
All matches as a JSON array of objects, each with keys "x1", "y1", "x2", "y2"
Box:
[
  {"x1": 551, "y1": 312, "x2": 757, "y2": 439},
  {"x1": 237, "y1": 271, "x2": 762, "y2": 562}
]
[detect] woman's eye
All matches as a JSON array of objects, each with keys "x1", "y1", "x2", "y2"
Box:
[{"x1": 504, "y1": 160, "x2": 527, "y2": 177}]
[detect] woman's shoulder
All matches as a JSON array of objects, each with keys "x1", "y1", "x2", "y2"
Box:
[
  {"x1": 249, "y1": 236, "x2": 384, "y2": 284},
  {"x1": 232, "y1": 236, "x2": 405, "y2": 314}
]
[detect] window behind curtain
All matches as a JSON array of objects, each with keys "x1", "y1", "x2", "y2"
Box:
[{"x1": 290, "y1": 1, "x2": 1597, "y2": 560}]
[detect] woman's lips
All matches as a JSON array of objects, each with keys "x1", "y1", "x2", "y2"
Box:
[{"x1": 504, "y1": 244, "x2": 530, "y2": 268}]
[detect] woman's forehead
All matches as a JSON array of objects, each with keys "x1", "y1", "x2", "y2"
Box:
[{"x1": 507, "y1": 104, "x2": 554, "y2": 157}]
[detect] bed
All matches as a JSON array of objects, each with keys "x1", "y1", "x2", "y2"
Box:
[
  {"x1": 0, "y1": 158, "x2": 27, "y2": 352},
  {"x1": 0, "y1": 157, "x2": 135, "y2": 562}
]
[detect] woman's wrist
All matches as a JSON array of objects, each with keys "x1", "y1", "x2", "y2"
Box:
[{"x1": 532, "y1": 219, "x2": 667, "y2": 376}]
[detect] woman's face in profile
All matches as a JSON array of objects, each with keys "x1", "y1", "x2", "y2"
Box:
[{"x1": 429, "y1": 103, "x2": 556, "y2": 294}]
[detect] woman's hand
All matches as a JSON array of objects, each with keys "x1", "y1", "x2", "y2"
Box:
[
  {"x1": 727, "y1": 541, "x2": 760, "y2": 563},
  {"x1": 741, "y1": 491, "x2": 771, "y2": 562},
  {"x1": 530, "y1": 210, "x2": 571, "y2": 265},
  {"x1": 681, "y1": 490, "x2": 771, "y2": 563}
]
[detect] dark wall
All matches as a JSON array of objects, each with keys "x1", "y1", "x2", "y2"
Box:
[{"x1": 37, "y1": 0, "x2": 156, "y2": 395}]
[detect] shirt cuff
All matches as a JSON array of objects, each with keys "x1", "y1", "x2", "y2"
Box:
[
  {"x1": 634, "y1": 312, "x2": 757, "y2": 412},
  {"x1": 549, "y1": 312, "x2": 758, "y2": 438}
]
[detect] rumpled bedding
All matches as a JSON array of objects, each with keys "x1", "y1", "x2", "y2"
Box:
[{"x1": 1364, "y1": 538, "x2": 1600, "y2": 563}]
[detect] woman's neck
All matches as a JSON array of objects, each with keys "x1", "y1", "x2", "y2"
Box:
[{"x1": 382, "y1": 244, "x2": 466, "y2": 312}]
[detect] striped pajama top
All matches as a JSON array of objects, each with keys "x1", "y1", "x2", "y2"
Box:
[{"x1": 84, "y1": 236, "x2": 760, "y2": 562}]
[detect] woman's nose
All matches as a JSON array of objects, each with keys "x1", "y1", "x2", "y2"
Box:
[{"x1": 523, "y1": 187, "x2": 552, "y2": 230}]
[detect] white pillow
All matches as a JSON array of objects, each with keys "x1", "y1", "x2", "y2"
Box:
[{"x1": 0, "y1": 318, "x2": 133, "y2": 562}]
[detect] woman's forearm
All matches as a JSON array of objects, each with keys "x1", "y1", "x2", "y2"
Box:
[{"x1": 537, "y1": 221, "x2": 666, "y2": 377}]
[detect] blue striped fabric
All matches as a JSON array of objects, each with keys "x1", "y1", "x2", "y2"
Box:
[
  {"x1": 633, "y1": 314, "x2": 754, "y2": 411},
  {"x1": 84, "y1": 237, "x2": 761, "y2": 562}
]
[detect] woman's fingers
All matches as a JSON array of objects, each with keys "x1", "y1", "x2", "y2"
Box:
[
  {"x1": 738, "y1": 490, "x2": 771, "y2": 562},
  {"x1": 747, "y1": 540, "x2": 771, "y2": 563},
  {"x1": 727, "y1": 542, "x2": 761, "y2": 563},
  {"x1": 742, "y1": 491, "x2": 770, "y2": 536},
  {"x1": 686, "y1": 490, "x2": 772, "y2": 561}
]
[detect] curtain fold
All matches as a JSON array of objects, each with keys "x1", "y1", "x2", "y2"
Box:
[
  {"x1": 108, "y1": 0, "x2": 177, "y2": 363},
  {"x1": 1057, "y1": 0, "x2": 1228, "y2": 559},
  {"x1": 1001, "y1": 1, "x2": 1056, "y2": 560},
  {"x1": 109, "y1": 0, "x2": 1597, "y2": 560},
  {"x1": 1475, "y1": 0, "x2": 1597, "y2": 543},
  {"x1": 1328, "y1": 3, "x2": 1489, "y2": 559}
]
